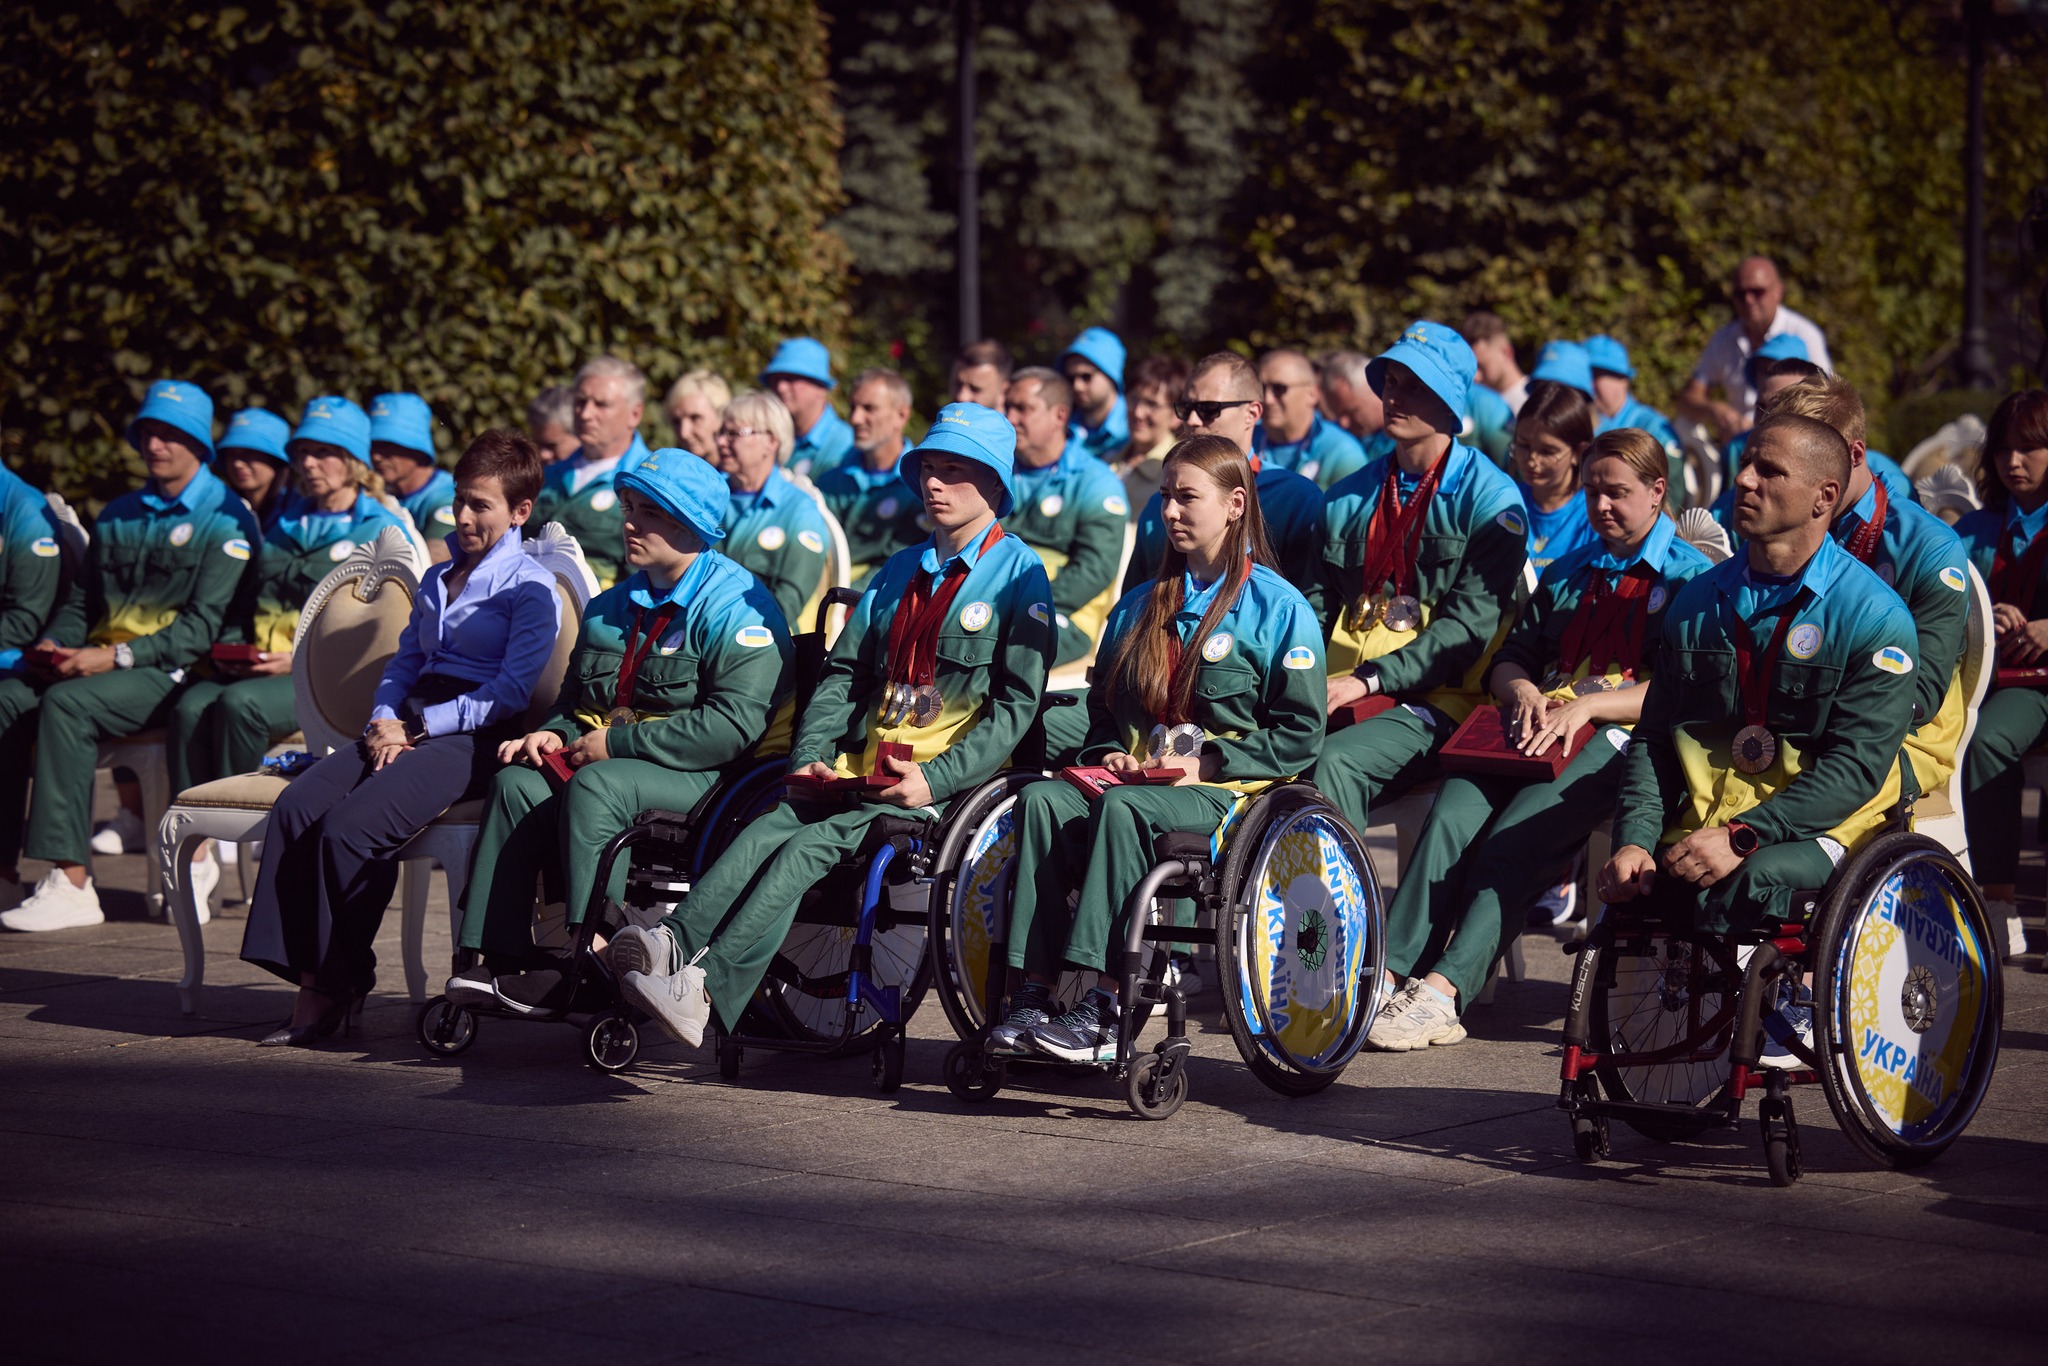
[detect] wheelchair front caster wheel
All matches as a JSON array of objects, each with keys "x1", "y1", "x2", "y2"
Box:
[
  {"x1": 716, "y1": 1032, "x2": 742, "y2": 1081},
  {"x1": 1124, "y1": 1051, "x2": 1189, "y2": 1121},
  {"x1": 1760, "y1": 1097, "x2": 1802, "y2": 1187},
  {"x1": 872, "y1": 1033, "x2": 905, "y2": 1092},
  {"x1": 943, "y1": 1042, "x2": 1005, "y2": 1102},
  {"x1": 585, "y1": 1012, "x2": 640, "y2": 1073},
  {"x1": 415, "y1": 997, "x2": 476, "y2": 1057},
  {"x1": 1571, "y1": 1112, "x2": 1609, "y2": 1165}
]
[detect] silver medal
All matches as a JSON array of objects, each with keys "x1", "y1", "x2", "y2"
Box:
[{"x1": 1149, "y1": 722, "x2": 1204, "y2": 760}]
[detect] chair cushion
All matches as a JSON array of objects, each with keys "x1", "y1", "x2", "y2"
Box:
[
  {"x1": 433, "y1": 798, "x2": 486, "y2": 826},
  {"x1": 172, "y1": 772, "x2": 292, "y2": 810},
  {"x1": 1914, "y1": 789, "x2": 1956, "y2": 822}
]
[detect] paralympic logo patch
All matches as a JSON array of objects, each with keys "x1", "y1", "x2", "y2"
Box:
[
  {"x1": 960, "y1": 601, "x2": 993, "y2": 631},
  {"x1": 757, "y1": 526, "x2": 786, "y2": 550},
  {"x1": 1787, "y1": 623, "x2": 1823, "y2": 659},
  {"x1": 1203, "y1": 631, "x2": 1234, "y2": 661}
]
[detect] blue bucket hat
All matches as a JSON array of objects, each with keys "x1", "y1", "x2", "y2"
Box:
[
  {"x1": 369, "y1": 392, "x2": 436, "y2": 463},
  {"x1": 1529, "y1": 340, "x2": 1596, "y2": 398},
  {"x1": 1746, "y1": 332, "x2": 1811, "y2": 388},
  {"x1": 218, "y1": 408, "x2": 291, "y2": 466},
  {"x1": 1060, "y1": 327, "x2": 1127, "y2": 392},
  {"x1": 289, "y1": 395, "x2": 372, "y2": 463},
  {"x1": 126, "y1": 379, "x2": 215, "y2": 459},
  {"x1": 1366, "y1": 320, "x2": 1476, "y2": 432},
  {"x1": 759, "y1": 337, "x2": 837, "y2": 390},
  {"x1": 615, "y1": 447, "x2": 728, "y2": 546},
  {"x1": 1584, "y1": 334, "x2": 1634, "y2": 379},
  {"x1": 902, "y1": 402, "x2": 1017, "y2": 518}
]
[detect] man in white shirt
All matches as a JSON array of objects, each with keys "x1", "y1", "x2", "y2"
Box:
[
  {"x1": 1463, "y1": 311, "x2": 1529, "y2": 415},
  {"x1": 1678, "y1": 256, "x2": 1833, "y2": 441}
]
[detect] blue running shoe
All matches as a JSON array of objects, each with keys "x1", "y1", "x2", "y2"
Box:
[
  {"x1": 1758, "y1": 978, "x2": 1814, "y2": 1068},
  {"x1": 986, "y1": 981, "x2": 1054, "y2": 1056},
  {"x1": 1027, "y1": 987, "x2": 1120, "y2": 1064}
]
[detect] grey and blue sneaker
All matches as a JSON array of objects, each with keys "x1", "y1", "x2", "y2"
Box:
[
  {"x1": 986, "y1": 981, "x2": 1054, "y2": 1056},
  {"x1": 1758, "y1": 978, "x2": 1815, "y2": 1068},
  {"x1": 1027, "y1": 987, "x2": 1121, "y2": 1064}
]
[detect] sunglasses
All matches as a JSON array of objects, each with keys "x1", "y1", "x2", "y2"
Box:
[{"x1": 1173, "y1": 398, "x2": 1256, "y2": 424}]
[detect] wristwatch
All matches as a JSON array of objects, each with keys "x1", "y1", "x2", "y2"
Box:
[
  {"x1": 112, "y1": 643, "x2": 134, "y2": 670},
  {"x1": 1354, "y1": 663, "x2": 1383, "y2": 696},
  {"x1": 1727, "y1": 821, "x2": 1759, "y2": 859},
  {"x1": 405, "y1": 719, "x2": 431, "y2": 746}
]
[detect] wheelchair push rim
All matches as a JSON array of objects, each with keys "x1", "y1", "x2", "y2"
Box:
[
  {"x1": 1813, "y1": 833, "x2": 2002, "y2": 1168},
  {"x1": 1218, "y1": 786, "x2": 1384, "y2": 1087}
]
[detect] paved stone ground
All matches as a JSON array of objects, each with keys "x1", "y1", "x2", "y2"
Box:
[{"x1": 4, "y1": 792, "x2": 2045, "y2": 1365}]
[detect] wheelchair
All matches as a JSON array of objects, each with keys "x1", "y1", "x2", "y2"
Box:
[
  {"x1": 1559, "y1": 829, "x2": 2003, "y2": 1186},
  {"x1": 928, "y1": 778, "x2": 1387, "y2": 1119}
]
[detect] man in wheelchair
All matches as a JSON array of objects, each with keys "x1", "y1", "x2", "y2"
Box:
[
  {"x1": 1598, "y1": 414, "x2": 1921, "y2": 1056},
  {"x1": 610, "y1": 402, "x2": 1058, "y2": 1047}
]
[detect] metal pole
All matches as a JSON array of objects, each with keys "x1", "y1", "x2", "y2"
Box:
[
  {"x1": 956, "y1": 0, "x2": 981, "y2": 348},
  {"x1": 1958, "y1": 0, "x2": 1994, "y2": 389}
]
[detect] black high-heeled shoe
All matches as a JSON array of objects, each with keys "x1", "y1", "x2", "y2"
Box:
[{"x1": 258, "y1": 990, "x2": 359, "y2": 1048}]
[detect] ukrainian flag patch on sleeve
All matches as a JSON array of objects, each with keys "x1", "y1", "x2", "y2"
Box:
[
  {"x1": 1939, "y1": 566, "x2": 1967, "y2": 592},
  {"x1": 1283, "y1": 645, "x2": 1316, "y2": 670},
  {"x1": 735, "y1": 625, "x2": 775, "y2": 648},
  {"x1": 1872, "y1": 646, "x2": 1913, "y2": 675},
  {"x1": 223, "y1": 538, "x2": 252, "y2": 561}
]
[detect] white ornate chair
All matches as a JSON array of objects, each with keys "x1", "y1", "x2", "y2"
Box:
[
  {"x1": 390, "y1": 524, "x2": 596, "y2": 1002},
  {"x1": 789, "y1": 476, "x2": 856, "y2": 642},
  {"x1": 1908, "y1": 562, "x2": 1995, "y2": 867},
  {"x1": 1046, "y1": 522, "x2": 1139, "y2": 693},
  {"x1": 157, "y1": 527, "x2": 420, "y2": 1013}
]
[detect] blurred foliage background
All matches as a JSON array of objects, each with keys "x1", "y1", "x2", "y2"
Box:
[{"x1": 5, "y1": 0, "x2": 2045, "y2": 501}]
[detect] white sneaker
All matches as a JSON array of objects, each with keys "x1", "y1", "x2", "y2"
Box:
[
  {"x1": 1988, "y1": 900, "x2": 2026, "y2": 964},
  {"x1": 609, "y1": 923, "x2": 678, "y2": 978},
  {"x1": 619, "y1": 954, "x2": 711, "y2": 1047},
  {"x1": 0, "y1": 871, "x2": 106, "y2": 932},
  {"x1": 186, "y1": 855, "x2": 218, "y2": 926},
  {"x1": 89, "y1": 808, "x2": 144, "y2": 856},
  {"x1": 1366, "y1": 981, "x2": 1466, "y2": 1051}
]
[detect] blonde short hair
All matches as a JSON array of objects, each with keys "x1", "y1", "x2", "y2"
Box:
[
  {"x1": 721, "y1": 389, "x2": 796, "y2": 465},
  {"x1": 666, "y1": 369, "x2": 732, "y2": 413}
]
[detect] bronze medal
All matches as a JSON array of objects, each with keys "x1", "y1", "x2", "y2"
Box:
[
  {"x1": 909, "y1": 684, "x2": 944, "y2": 727},
  {"x1": 604, "y1": 707, "x2": 636, "y2": 729},
  {"x1": 1571, "y1": 675, "x2": 1614, "y2": 697},
  {"x1": 1382, "y1": 594, "x2": 1423, "y2": 632},
  {"x1": 1732, "y1": 724, "x2": 1778, "y2": 775}
]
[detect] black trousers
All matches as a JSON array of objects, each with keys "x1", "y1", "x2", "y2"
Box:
[{"x1": 241, "y1": 734, "x2": 498, "y2": 997}]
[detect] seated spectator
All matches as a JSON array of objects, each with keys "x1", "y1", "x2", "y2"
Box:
[
  {"x1": 448, "y1": 450, "x2": 793, "y2": 1014},
  {"x1": 237, "y1": 431, "x2": 560, "y2": 1042},
  {"x1": 370, "y1": 392, "x2": 455, "y2": 565},
  {"x1": 0, "y1": 381, "x2": 260, "y2": 931},
  {"x1": 1513, "y1": 380, "x2": 1599, "y2": 572},
  {"x1": 1311, "y1": 322, "x2": 1527, "y2": 839},
  {"x1": 1600, "y1": 416, "x2": 1915, "y2": 979},
  {"x1": 1713, "y1": 353, "x2": 1915, "y2": 530},
  {"x1": 1318, "y1": 350, "x2": 1387, "y2": 448},
  {"x1": 761, "y1": 337, "x2": 854, "y2": 478},
  {"x1": 1060, "y1": 327, "x2": 1130, "y2": 462},
  {"x1": 1956, "y1": 389, "x2": 2048, "y2": 963},
  {"x1": 1368, "y1": 429, "x2": 1712, "y2": 1050},
  {"x1": 712, "y1": 389, "x2": 833, "y2": 630},
  {"x1": 1678, "y1": 255, "x2": 1834, "y2": 442},
  {"x1": 993, "y1": 437, "x2": 1325, "y2": 1062},
  {"x1": 1585, "y1": 335, "x2": 1682, "y2": 509},
  {"x1": 1106, "y1": 353, "x2": 1187, "y2": 513},
  {"x1": 527, "y1": 385, "x2": 581, "y2": 464},
  {"x1": 664, "y1": 369, "x2": 731, "y2": 460},
  {"x1": 1003, "y1": 367, "x2": 1130, "y2": 667},
  {"x1": 534, "y1": 356, "x2": 654, "y2": 590},
  {"x1": 168, "y1": 396, "x2": 410, "y2": 906},
  {"x1": 0, "y1": 458, "x2": 62, "y2": 685},
  {"x1": 216, "y1": 409, "x2": 295, "y2": 532},
  {"x1": 1464, "y1": 311, "x2": 1530, "y2": 415},
  {"x1": 1255, "y1": 348, "x2": 1370, "y2": 490},
  {"x1": 949, "y1": 338, "x2": 1014, "y2": 409},
  {"x1": 607, "y1": 403, "x2": 1056, "y2": 1048},
  {"x1": 818, "y1": 368, "x2": 925, "y2": 585}
]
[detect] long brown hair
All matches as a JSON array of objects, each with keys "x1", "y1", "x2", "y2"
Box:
[{"x1": 1102, "y1": 436, "x2": 1275, "y2": 722}]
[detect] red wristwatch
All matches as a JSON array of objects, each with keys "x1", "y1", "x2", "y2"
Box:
[{"x1": 1727, "y1": 821, "x2": 1759, "y2": 858}]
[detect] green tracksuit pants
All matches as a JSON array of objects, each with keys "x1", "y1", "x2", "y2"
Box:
[
  {"x1": 0, "y1": 670, "x2": 182, "y2": 867},
  {"x1": 1038, "y1": 688, "x2": 1093, "y2": 767},
  {"x1": 1309, "y1": 702, "x2": 1450, "y2": 834},
  {"x1": 1007, "y1": 779, "x2": 1235, "y2": 976},
  {"x1": 1962, "y1": 686, "x2": 2048, "y2": 887},
  {"x1": 458, "y1": 758, "x2": 719, "y2": 964},
  {"x1": 1385, "y1": 727, "x2": 1630, "y2": 1009},
  {"x1": 658, "y1": 797, "x2": 937, "y2": 1031},
  {"x1": 167, "y1": 674, "x2": 298, "y2": 796},
  {"x1": 1632, "y1": 839, "x2": 1840, "y2": 936}
]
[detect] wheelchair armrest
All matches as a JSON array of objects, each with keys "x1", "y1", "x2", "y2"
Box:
[
  {"x1": 868, "y1": 814, "x2": 935, "y2": 846},
  {"x1": 1153, "y1": 831, "x2": 1212, "y2": 865},
  {"x1": 632, "y1": 809, "x2": 698, "y2": 834},
  {"x1": 1042, "y1": 692, "x2": 1080, "y2": 708}
]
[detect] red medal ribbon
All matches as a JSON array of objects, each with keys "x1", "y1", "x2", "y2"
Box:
[
  {"x1": 1358, "y1": 445, "x2": 1452, "y2": 604},
  {"x1": 884, "y1": 520, "x2": 1004, "y2": 687},
  {"x1": 614, "y1": 602, "x2": 680, "y2": 715},
  {"x1": 1160, "y1": 560, "x2": 1251, "y2": 725},
  {"x1": 1990, "y1": 519, "x2": 2048, "y2": 618},
  {"x1": 1843, "y1": 478, "x2": 1889, "y2": 566},
  {"x1": 1728, "y1": 593, "x2": 1807, "y2": 731},
  {"x1": 1555, "y1": 564, "x2": 1653, "y2": 682}
]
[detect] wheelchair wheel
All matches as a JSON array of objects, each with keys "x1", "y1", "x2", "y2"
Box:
[
  {"x1": 584, "y1": 1012, "x2": 640, "y2": 1073},
  {"x1": 761, "y1": 918, "x2": 933, "y2": 1053},
  {"x1": 415, "y1": 997, "x2": 477, "y2": 1057},
  {"x1": 1124, "y1": 1050, "x2": 1189, "y2": 1120},
  {"x1": 943, "y1": 1041, "x2": 1005, "y2": 1101},
  {"x1": 872, "y1": 1032, "x2": 905, "y2": 1092},
  {"x1": 1811, "y1": 832, "x2": 2002, "y2": 1170},
  {"x1": 1216, "y1": 784, "x2": 1385, "y2": 1096},
  {"x1": 1582, "y1": 925, "x2": 1740, "y2": 1140}
]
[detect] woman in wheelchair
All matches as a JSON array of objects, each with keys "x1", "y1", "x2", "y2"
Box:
[
  {"x1": 444, "y1": 450, "x2": 794, "y2": 1016},
  {"x1": 608, "y1": 401, "x2": 1058, "y2": 1048},
  {"x1": 1368, "y1": 428, "x2": 1713, "y2": 1051},
  {"x1": 990, "y1": 434, "x2": 1326, "y2": 1064}
]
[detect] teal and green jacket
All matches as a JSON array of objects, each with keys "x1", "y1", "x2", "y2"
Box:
[
  {"x1": 234, "y1": 493, "x2": 410, "y2": 653},
  {"x1": 816, "y1": 453, "x2": 926, "y2": 583},
  {"x1": 48, "y1": 465, "x2": 261, "y2": 672},
  {"x1": 1006, "y1": 449, "x2": 1130, "y2": 664},
  {"x1": 1617, "y1": 536, "x2": 1920, "y2": 855},
  {"x1": 794, "y1": 525, "x2": 1057, "y2": 804},
  {"x1": 1254, "y1": 413, "x2": 1369, "y2": 491},
  {"x1": 396, "y1": 467, "x2": 458, "y2": 542},
  {"x1": 1320, "y1": 440, "x2": 1527, "y2": 721},
  {"x1": 1082, "y1": 565, "x2": 1325, "y2": 797},
  {"x1": 532, "y1": 433, "x2": 651, "y2": 589},
  {"x1": 791, "y1": 406, "x2": 856, "y2": 479},
  {"x1": 0, "y1": 462, "x2": 63, "y2": 673},
  {"x1": 544, "y1": 552, "x2": 793, "y2": 771},
  {"x1": 724, "y1": 465, "x2": 833, "y2": 634}
]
